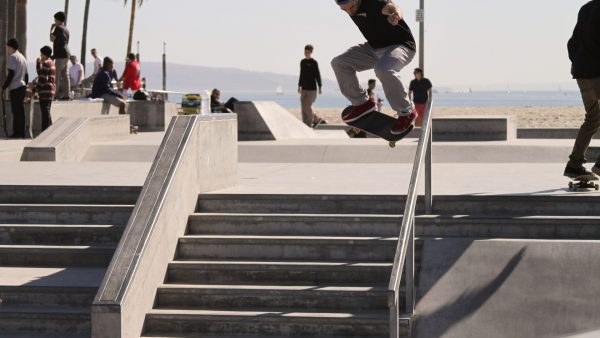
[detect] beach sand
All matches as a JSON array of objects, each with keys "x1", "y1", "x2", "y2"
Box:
[{"x1": 289, "y1": 106, "x2": 586, "y2": 128}]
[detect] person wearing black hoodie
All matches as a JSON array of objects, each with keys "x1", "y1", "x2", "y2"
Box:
[{"x1": 564, "y1": 0, "x2": 600, "y2": 178}]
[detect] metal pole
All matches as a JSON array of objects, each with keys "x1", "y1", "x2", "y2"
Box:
[
  {"x1": 136, "y1": 41, "x2": 140, "y2": 62},
  {"x1": 419, "y1": 0, "x2": 425, "y2": 72},
  {"x1": 425, "y1": 126, "x2": 433, "y2": 213},
  {"x1": 406, "y1": 218, "x2": 415, "y2": 314},
  {"x1": 162, "y1": 42, "x2": 167, "y2": 91}
]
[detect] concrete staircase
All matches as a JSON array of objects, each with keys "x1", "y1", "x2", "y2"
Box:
[
  {"x1": 0, "y1": 186, "x2": 138, "y2": 338},
  {"x1": 142, "y1": 194, "x2": 425, "y2": 338}
]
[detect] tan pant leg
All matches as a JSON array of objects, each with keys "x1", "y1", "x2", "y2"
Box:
[{"x1": 300, "y1": 90, "x2": 317, "y2": 126}]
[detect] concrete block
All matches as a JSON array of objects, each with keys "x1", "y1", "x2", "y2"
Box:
[
  {"x1": 92, "y1": 114, "x2": 237, "y2": 338},
  {"x1": 432, "y1": 116, "x2": 516, "y2": 141},
  {"x1": 2, "y1": 100, "x2": 177, "y2": 137},
  {"x1": 21, "y1": 116, "x2": 130, "y2": 162},
  {"x1": 235, "y1": 101, "x2": 317, "y2": 141}
]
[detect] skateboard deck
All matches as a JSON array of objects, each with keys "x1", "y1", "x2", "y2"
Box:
[
  {"x1": 568, "y1": 174, "x2": 599, "y2": 192},
  {"x1": 342, "y1": 106, "x2": 413, "y2": 147},
  {"x1": 25, "y1": 94, "x2": 34, "y2": 139},
  {"x1": 1, "y1": 91, "x2": 7, "y2": 138}
]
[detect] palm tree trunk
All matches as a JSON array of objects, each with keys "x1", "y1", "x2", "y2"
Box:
[
  {"x1": 126, "y1": 0, "x2": 136, "y2": 54},
  {"x1": 81, "y1": 0, "x2": 91, "y2": 72},
  {"x1": 16, "y1": 0, "x2": 27, "y2": 57},
  {"x1": 0, "y1": 0, "x2": 7, "y2": 85},
  {"x1": 7, "y1": 0, "x2": 16, "y2": 40},
  {"x1": 64, "y1": 0, "x2": 70, "y2": 25}
]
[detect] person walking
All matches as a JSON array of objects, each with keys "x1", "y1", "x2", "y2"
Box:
[
  {"x1": 298, "y1": 44, "x2": 325, "y2": 128},
  {"x1": 332, "y1": 0, "x2": 416, "y2": 135},
  {"x1": 2, "y1": 39, "x2": 28, "y2": 138},
  {"x1": 50, "y1": 11, "x2": 71, "y2": 100},
  {"x1": 564, "y1": 0, "x2": 600, "y2": 178},
  {"x1": 35, "y1": 46, "x2": 56, "y2": 132},
  {"x1": 119, "y1": 53, "x2": 141, "y2": 98},
  {"x1": 409, "y1": 68, "x2": 432, "y2": 126}
]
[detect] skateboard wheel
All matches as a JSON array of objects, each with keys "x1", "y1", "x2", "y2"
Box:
[{"x1": 389, "y1": 141, "x2": 396, "y2": 148}]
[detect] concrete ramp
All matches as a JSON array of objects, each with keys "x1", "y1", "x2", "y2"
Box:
[
  {"x1": 415, "y1": 238, "x2": 600, "y2": 338},
  {"x1": 236, "y1": 101, "x2": 318, "y2": 140}
]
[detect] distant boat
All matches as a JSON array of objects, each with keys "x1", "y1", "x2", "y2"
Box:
[{"x1": 276, "y1": 85, "x2": 283, "y2": 95}]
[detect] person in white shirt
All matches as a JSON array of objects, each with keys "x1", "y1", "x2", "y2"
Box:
[
  {"x1": 81, "y1": 48, "x2": 102, "y2": 88},
  {"x1": 69, "y1": 56, "x2": 84, "y2": 95}
]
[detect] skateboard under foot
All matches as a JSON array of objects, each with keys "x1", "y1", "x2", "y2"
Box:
[
  {"x1": 342, "y1": 106, "x2": 413, "y2": 148},
  {"x1": 568, "y1": 175, "x2": 599, "y2": 192}
]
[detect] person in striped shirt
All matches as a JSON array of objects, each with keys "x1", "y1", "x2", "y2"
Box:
[{"x1": 35, "y1": 46, "x2": 56, "y2": 132}]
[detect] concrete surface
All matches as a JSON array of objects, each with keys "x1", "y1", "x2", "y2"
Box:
[
  {"x1": 414, "y1": 238, "x2": 600, "y2": 338},
  {"x1": 235, "y1": 101, "x2": 317, "y2": 140},
  {"x1": 432, "y1": 116, "x2": 516, "y2": 141},
  {"x1": 92, "y1": 114, "x2": 238, "y2": 338},
  {"x1": 21, "y1": 116, "x2": 130, "y2": 162}
]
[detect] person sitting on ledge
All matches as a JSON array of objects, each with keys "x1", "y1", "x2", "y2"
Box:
[
  {"x1": 91, "y1": 57, "x2": 127, "y2": 115},
  {"x1": 210, "y1": 88, "x2": 238, "y2": 113}
]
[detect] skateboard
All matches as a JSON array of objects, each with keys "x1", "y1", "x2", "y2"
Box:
[
  {"x1": 341, "y1": 106, "x2": 414, "y2": 148},
  {"x1": 1, "y1": 90, "x2": 7, "y2": 138},
  {"x1": 568, "y1": 175, "x2": 599, "y2": 192},
  {"x1": 25, "y1": 92, "x2": 34, "y2": 139}
]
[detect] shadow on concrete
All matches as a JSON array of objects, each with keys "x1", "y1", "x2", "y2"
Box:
[{"x1": 414, "y1": 247, "x2": 526, "y2": 338}]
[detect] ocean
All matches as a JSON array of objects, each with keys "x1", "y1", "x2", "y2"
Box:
[{"x1": 215, "y1": 90, "x2": 583, "y2": 109}]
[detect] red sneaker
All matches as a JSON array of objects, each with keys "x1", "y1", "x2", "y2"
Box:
[
  {"x1": 342, "y1": 99, "x2": 376, "y2": 123},
  {"x1": 391, "y1": 111, "x2": 418, "y2": 135}
]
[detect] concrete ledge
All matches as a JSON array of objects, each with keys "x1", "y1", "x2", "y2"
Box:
[
  {"x1": 2, "y1": 100, "x2": 177, "y2": 136},
  {"x1": 20, "y1": 116, "x2": 130, "y2": 162},
  {"x1": 91, "y1": 114, "x2": 237, "y2": 338},
  {"x1": 432, "y1": 116, "x2": 516, "y2": 141},
  {"x1": 516, "y1": 128, "x2": 600, "y2": 139},
  {"x1": 235, "y1": 101, "x2": 317, "y2": 141}
]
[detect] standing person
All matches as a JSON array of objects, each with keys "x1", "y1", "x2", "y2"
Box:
[
  {"x1": 91, "y1": 57, "x2": 127, "y2": 115},
  {"x1": 50, "y1": 11, "x2": 71, "y2": 100},
  {"x1": 367, "y1": 79, "x2": 384, "y2": 111},
  {"x1": 35, "y1": 46, "x2": 56, "y2": 132},
  {"x1": 2, "y1": 39, "x2": 28, "y2": 138},
  {"x1": 564, "y1": 0, "x2": 600, "y2": 178},
  {"x1": 68, "y1": 55, "x2": 85, "y2": 96},
  {"x1": 82, "y1": 48, "x2": 102, "y2": 88},
  {"x1": 332, "y1": 0, "x2": 416, "y2": 135},
  {"x1": 409, "y1": 68, "x2": 432, "y2": 127},
  {"x1": 119, "y1": 53, "x2": 141, "y2": 98},
  {"x1": 298, "y1": 44, "x2": 326, "y2": 128}
]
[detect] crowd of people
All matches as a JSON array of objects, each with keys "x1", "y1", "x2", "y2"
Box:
[{"x1": 1, "y1": 10, "x2": 143, "y2": 139}]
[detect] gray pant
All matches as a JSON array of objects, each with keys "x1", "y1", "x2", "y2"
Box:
[
  {"x1": 54, "y1": 58, "x2": 71, "y2": 99},
  {"x1": 569, "y1": 77, "x2": 600, "y2": 166},
  {"x1": 300, "y1": 90, "x2": 318, "y2": 127},
  {"x1": 331, "y1": 43, "x2": 415, "y2": 115}
]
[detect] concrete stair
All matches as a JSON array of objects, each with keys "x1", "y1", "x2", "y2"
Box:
[
  {"x1": 0, "y1": 186, "x2": 138, "y2": 337},
  {"x1": 142, "y1": 194, "x2": 421, "y2": 337}
]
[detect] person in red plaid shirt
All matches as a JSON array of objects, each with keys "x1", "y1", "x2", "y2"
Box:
[{"x1": 35, "y1": 46, "x2": 56, "y2": 131}]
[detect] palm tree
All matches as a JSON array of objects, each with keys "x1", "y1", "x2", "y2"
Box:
[
  {"x1": 80, "y1": 0, "x2": 91, "y2": 72},
  {"x1": 16, "y1": 0, "x2": 27, "y2": 57},
  {"x1": 64, "y1": 0, "x2": 69, "y2": 25},
  {"x1": 0, "y1": 0, "x2": 7, "y2": 88},
  {"x1": 124, "y1": 0, "x2": 144, "y2": 55}
]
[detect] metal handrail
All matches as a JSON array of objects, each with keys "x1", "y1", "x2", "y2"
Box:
[{"x1": 387, "y1": 100, "x2": 434, "y2": 337}]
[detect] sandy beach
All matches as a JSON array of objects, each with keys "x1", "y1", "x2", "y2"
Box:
[{"x1": 289, "y1": 106, "x2": 586, "y2": 128}]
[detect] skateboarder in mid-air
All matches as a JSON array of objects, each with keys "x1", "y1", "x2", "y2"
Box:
[{"x1": 332, "y1": 0, "x2": 417, "y2": 136}]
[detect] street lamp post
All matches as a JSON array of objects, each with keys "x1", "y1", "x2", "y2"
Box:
[{"x1": 416, "y1": 0, "x2": 425, "y2": 72}]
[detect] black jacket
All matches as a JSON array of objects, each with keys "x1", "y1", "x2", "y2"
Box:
[{"x1": 568, "y1": 0, "x2": 600, "y2": 79}]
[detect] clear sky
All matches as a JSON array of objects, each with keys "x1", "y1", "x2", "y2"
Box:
[{"x1": 27, "y1": 0, "x2": 589, "y2": 90}]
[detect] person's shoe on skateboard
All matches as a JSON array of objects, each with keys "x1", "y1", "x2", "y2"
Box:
[
  {"x1": 564, "y1": 163, "x2": 594, "y2": 178},
  {"x1": 343, "y1": 98, "x2": 376, "y2": 123},
  {"x1": 391, "y1": 110, "x2": 418, "y2": 135}
]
